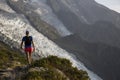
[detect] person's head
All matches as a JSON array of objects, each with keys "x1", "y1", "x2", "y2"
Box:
[{"x1": 26, "y1": 30, "x2": 29, "y2": 36}]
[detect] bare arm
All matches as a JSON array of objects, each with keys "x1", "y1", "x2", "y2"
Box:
[
  {"x1": 32, "y1": 41, "x2": 35, "y2": 51},
  {"x1": 20, "y1": 41, "x2": 24, "y2": 49}
]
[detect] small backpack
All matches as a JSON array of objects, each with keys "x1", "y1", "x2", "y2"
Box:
[{"x1": 25, "y1": 36, "x2": 31, "y2": 46}]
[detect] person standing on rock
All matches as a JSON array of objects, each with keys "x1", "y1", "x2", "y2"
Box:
[{"x1": 20, "y1": 31, "x2": 35, "y2": 65}]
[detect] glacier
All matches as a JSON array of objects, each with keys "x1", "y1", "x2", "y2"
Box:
[
  {"x1": 10, "y1": 0, "x2": 72, "y2": 36},
  {"x1": 0, "y1": 0, "x2": 102, "y2": 80}
]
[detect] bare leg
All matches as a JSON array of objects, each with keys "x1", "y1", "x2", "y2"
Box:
[
  {"x1": 29, "y1": 52, "x2": 32, "y2": 64},
  {"x1": 26, "y1": 52, "x2": 30, "y2": 64}
]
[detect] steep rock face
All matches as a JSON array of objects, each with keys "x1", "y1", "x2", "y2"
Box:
[{"x1": 47, "y1": 0, "x2": 120, "y2": 48}]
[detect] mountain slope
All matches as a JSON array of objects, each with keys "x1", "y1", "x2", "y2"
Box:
[
  {"x1": 47, "y1": 0, "x2": 120, "y2": 48},
  {"x1": 7, "y1": 0, "x2": 61, "y2": 40},
  {"x1": 55, "y1": 34, "x2": 120, "y2": 80},
  {"x1": 48, "y1": 0, "x2": 120, "y2": 26},
  {"x1": 7, "y1": 0, "x2": 71, "y2": 39},
  {"x1": 1, "y1": 0, "x2": 120, "y2": 80},
  {"x1": 0, "y1": 0, "x2": 101, "y2": 80}
]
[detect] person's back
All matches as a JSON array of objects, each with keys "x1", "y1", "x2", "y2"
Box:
[
  {"x1": 21, "y1": 31, "x2": 35, "y2": 64},
  {"x1": 23, "y1": 36, "x2": 32, "y2": 48}
]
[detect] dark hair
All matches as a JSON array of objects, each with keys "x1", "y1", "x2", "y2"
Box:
[{"x1": 26, "y1": 31, "x2": 29, "y2": 35}]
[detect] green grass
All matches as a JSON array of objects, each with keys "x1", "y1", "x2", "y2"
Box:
[
  {"x1": 0, "y1": 42, "x2": 26, "y2": 69},
  {"x1": 23, "y1": 68, "x2": 67, "y2": 80},
  {"x1": 26, "y1": 56, "x2": 90, "y2": 80}
]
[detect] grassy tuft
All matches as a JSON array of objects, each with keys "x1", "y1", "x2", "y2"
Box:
[
  {"x1": 0, "y1": 42, "x2": 26, "y2": 69},
  {"x1": 30, "y1": 56, "x2": 90, "y2": 80}
]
